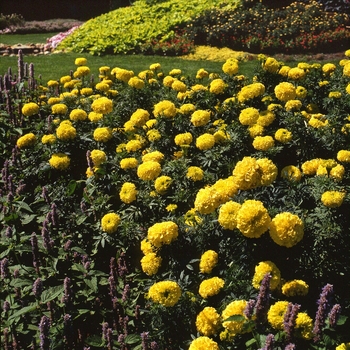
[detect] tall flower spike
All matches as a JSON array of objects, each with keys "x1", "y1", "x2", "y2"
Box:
[
  {"x1": 1, "y1": 257, "x2": 9, "y2": 279},
  {"x1": 260, "y1": 333, "x2": 274, "y2": 350},
  {"x1": 244, "y1": 299, "x2": 256, "y2": 319},
  {"x1": 39, "y1": 315, "x2": 50, "y2": 350},
  {"x1": 284, "y1": 303, "x2": 300, "y2": 342},
  {"x1": 62, "y1": 277, "x2": 72, "y2": 305},
  {"x1": 141, "y1": 331, "x2": 149, "y2": 350},
  {"x1": 17, "y1": 50, "x2": 24, "y2": 83},
  {"x1": 33, "y1": 278, "x2": 43, "y2": 299},
  {"x1": 328, "y1": 304, "x2": 341, "y2": 328},
  {"x1": 255, "y1": 273, "x2": 271, "y2": 325},
  {"x1": 42, "y1": 187, "x2": 51, "y2": 205}
]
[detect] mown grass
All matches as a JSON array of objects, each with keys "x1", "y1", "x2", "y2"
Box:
[{"x1": 0, "y1": 32, "x2": 59, "y2": 45}]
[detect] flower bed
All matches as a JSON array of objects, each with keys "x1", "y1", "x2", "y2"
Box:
[{"x1": 1, "y1": 50, "x2": 350, "y2": 349}]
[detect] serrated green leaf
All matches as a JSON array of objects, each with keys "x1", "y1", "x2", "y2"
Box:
[
  {"x1": 8, "y1": 304, "x2": 37, "y2": 322},
  {"x1": 40, "y1": 285, "x2": 64, "y2": 303},
  {"x1": 125, "y1": 334, "x2": 141, "y2": 344}
]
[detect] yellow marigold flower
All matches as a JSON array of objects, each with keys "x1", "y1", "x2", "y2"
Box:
[
  {"x1": 256, "y1": 158, "x2": 278, "y2": 186},
  {"x1": 194, "y1": 186, "x2": 222, "y2": 214},
  {"x1": 337, "y1": 150, "x2": 350, "y2": 162},
  {"x1": 232, "y1": 156, "x2": 261, "y2": 190},
  {"x1": 329, "y1": 91, "x2": 342, "y2": 98},
  {"x1": 56, "y1": 123, "x2": 76, "y2": 141},
  {"x1": 60, "y1": 75, "x2": 71, "y2": 84},
  {"x1": 222, "y1": 300, "x2": 249, "y2": 336},
  {"x1": 218, "y1": 201, "x2": 241, "y2": 230},
  {"x1": 22, "y1": 102, "x2": 39, "y2": 117},
  {"x1": 308, "y1": 116, "x2": 328, "y2": 128},
  {"x1": 199, "y1": 250, "x2": 218, "y2": 274},
  {"x1": 147, "y1": 129, "x2": 161, "y2": 142},
  {"x1": 137, "y1": 161, "x2": 161, "y2": 181},
  {"x1": 257, "y1": 110, "x2": 275, "y2": 127},
  {"x1": 47, "y1": 79, "x2": 59, "y2": 88},
  {"x1": 128, "y1": 76, "x2": 144, "y2": 89},
  {"x1": 154, "y1": 175, "x2": 172, "y2": 194},
  {"x1": 51, "y1": 103, "x2": 68, "y2": 114},
  {"x1": 279, "y1": 65, "x2": 291, "y2": 77},
  {"x1": 275, "y1": 128, "x2": 292, "y2": 143},
  {"x1": 90, "y1": 149, "x2": 106, "y2": 166},
  {"x1": 209, "y1": 78, "x2": 227, "y2": 94},
  {"x1": 285, "y1": 99, "x2": 302, "y2": 111},
  {"x1": 212, "y1": 177, "x2": 238, "y2": 204},
  {"x1": 93, "y1": 127, "x2": 113, "y2": 142},
  {"x1": 101, "y1": 212, "x2": 120, "y2": 234},
  {"x1": 322, "y1": 63, "x2": 337, "y2": 75},
  {"x1": 95, "y1": 82, "x2": 110, "y2": 92},
  {"x1": 281, "y1": 165, "x2": 302, "y2": 182},
  {"x1": 80, "y1": 87, "x2": 93, "y2": 96},
  {"x1": 282, "y1": 280, "x2": 309, "y2": 297},
  {"x1": 149, "y1": 63, "x2": 161, "y2": 71},
  {"x1": 130, "y1": 109, "x2": 150, "y2": 127},
  {"x1": 163, "y1": 75, "x2": 175, "y2": 88},
  {"x1": 49, "y1": 153, "x2": 70, "y2": 170},
  {"x1": 248, "y1": 124, "x2": 264, "y2": 138},
  {"x1": 69, "y1": 108, "x2": 87, "y2": 122},
  {"x1": 171, "y1": 79, "x2": 187, "y2": 92},
  {"x1": 275, "y1": 82, "x2": 297, "y2": 102},
  {"x1": 189, "y1": 336, "x2": 219, "y2": 350},
  {"x1": 16, "y1": 133, "x2": 36, "y2": 149},
  {"x1": 179, "y1": 103, "x2": 196, "y2": 115},
  {"x1": 153, "y1": 100, "x2": 177, "y2": 118},
  {"x1": 141, "y1": 253, "x2": 162, "y2": 276},
  {"x1": 41, "y1": 134, "x2": 56, "y2": 145},
  {"x1": 288, "y1": 67, "x2": 306, "y2": 80},
  {"x1": 147, "y1": 221, "x2": 178, "y2": 248},
  {"x1": 75, "y1": 57, "x2": 87, "y2": 66},
  {"x1": 191, "y1": 110, "x2": 211, "y2": 127},
  {"x1": 113, "y1": 68, "x2": 134, "y2": 82},
  {"x1": 237, "y1": 82, "x2": 265, "y2": 103},
  {"x1": 191, "y1": 83, "x2": 207, "y2": 92},
  {"x1": 148, "y1": 280, "x2": 181, "y2": 307},
  {"x1": 140, "y1": 239, "x2": 154, "y2": 255},
  {"x1": 196, "y1": 68, "x2": 209, "y2": 79},
  {"x1": 166, "y1": 204, "x2": 177, "y2": 212},
  {"x1": 321, "y1": 191, "x2": 346, "y2": 208},
  {"x1": 74, "y1": 66, "x2": 90, "y2": 77},
  {"x1": 175, "y1": 132, "x2": 193, "y2": 146},
  {"x1": 269, "y1": 212, "x2": 304, "y2": 247},
  {"x1": 253, "y1": 261, "x2": 281, "y2": 290},
  {"x1": 296, "y1": 312, "x2": 313, "y2": 340},
  {"x1": 330, "y1": 164, "x2": 345, "y2": 181},
  {"x1": 196, "y1": 307, "x2": 221, "y2": 336},
  {"x1": 236, "y1": 199, "x2": 271, "y2": 238},
  {"x1": 252, "y1": 135, "x2": 275, "y2": 151},
  {"x1": 196, "y1": 133, "x2": 215, "y2": 150},
  {"x1": 86, "y1": 112, "x2": 102, "y2": 123},
  {"x1": 222, "y1": 58, "x2": 239, "y2": 76},
  {"x1": 184, "y1": 208, "x2": 202, "y2": 227},
  {"x1": 120, "y1": 157, "x2": 138, "y2": 170},
  {"x1": 262, "y1": 57, "x2": 280, "y2": 73},
  {"x1": 239, "y1": 107, "x2": 260, "y2": 126},
  {"x1": 319, "y1": 80, "x2": 329, "y2": 87},
  {"x1": 336, "y1": 343, "x2": 350, "y2": 350},
  {"x1": 125, "y1": 139, "x2": 142, "y2": 152},
  {"x1": 142, "y1": 151, "x2": 164, "y2": 163},
  {"x1": 199, "y1": 277, "x2": 224, "y2": 298},
  {"x1": 169, "y1": 68, "x2": 181, "y2": 76},
  {"x1": 91, "y1": 97, "x2": 113, "y2": 114},
  {"x1": 48, "y1": 97, "x2": 62, "y2": 105},
  {"x1": 267, "y1": 301, "x2": 289, "y2": 329},
  {"x1": 302, "y1": 158, "x2": 321, "y2": 175},
  {"x1": 296, "y1": 86, "x2": 307, "y2": 98},
  {"x1": 214, "y1": 130, "x2": 229, "y2": 143},
  {"x1": 186, "y1": 166, "x2": 204, "y2": 181}
]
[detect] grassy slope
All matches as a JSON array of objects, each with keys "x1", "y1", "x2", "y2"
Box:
[{"x1": 0, "y1": 33, "x2": 59, "y2": 45}]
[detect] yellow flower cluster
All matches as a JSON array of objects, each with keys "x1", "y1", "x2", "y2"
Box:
[
  {"x1": 140, "y1": 252, "x2": 162, "y2": 276},
  {"x1": 222, "y1": 58, "x2": 239, "y2": 76},
  {"x1": 282, "y1": 279, "x2": 309, "y2": 297},
  {"x1": 56, "y1": 121, "x2": 77, "y2": 141},
  {"x1": 196, "y1": 307, "x2": 221, "y2": 336},
  {"x1": 128, "y1": 76, "x2": 145, "y2": 89},
  {"x1": 218, "y1": 201, "x2": 241, "y2": 230},
  {"x1": 274, "y1": 82, "x2": 297, "y2": 102},
  {"x1": 119, "y1": 182, "x2": 137, "y2": 203},
  {"x1": 49, "y1": 153, "x2": 70, "y2": 170},
  {"x1": 16, "y1": 133, "x2": 36, "y2": 149},
  {"x1": 90, "y1": 149, "x2": 106, "y2": 166},
  {"x1": 153, "y1": 100, "x2": 177, "y2": 118},
  {"x1": 196, "y1": 133, "x2": 216, "y2": 150},
  {"x1": 269, "y1": 212, "x2": 304, "y2": 248},
  {"x1": 191, "y1": 110, "x2": 211, "y2": 127},
  {"x1": 252, "y1": 261, "x2": 281, "y2": 290},
  {"x1": 262, "y1": 57, "x2": 280, "y2": 73},
  {"x1": 101, "y1": 212, "x2": 121, "y2": 234},
  {"x1": 154, "y1": 175, "x2": 172, "y2": 194},
  {"x1": 199, "y1": 250, "x2": 218, "y2": 274},
  {"x1": 199, "y1": 277, "x2": 225, "y2": 298},
  {"x1": 91, "y1": 97, "x2": 113, "y2": 114},
  {"x1": 237, "y1": 82, "x2": 265, "y2": 103},
  {"x1": 70, "y1": 109, "x2": 87, "y2": 121},
  {"x1": 147, "y1": 221, "x2": 178, "y2": 248},
  {"x1": 22, "y1": 102, "x2": 39, "y2": 117},
  {"x1": 137, "y1": 161, "x2": 161, "y2": 181},
  {"x1": 222, "y1": 300, "x2": 249, "y2": 337},
  {"x1": 113, "y1": 68, "x2": 134, "y2": 82},
  {"x1": 252, "y1": 135, "x2": 275, "y2": 151},
  {"x1": 147, "y1": 280, "x2": 181, "y2": 307},
  {"x1": 267, "y1": 300, "x2": 289, "y2": 329},
  {"x1": 189, "y1": 336, "x2": 219, "y2": 350},
  {"x1": 93, "y1": 127, "x2": 113, "y2": 142},
  {"x1": 186, "y1": 166, "x2": 204, "y2": 182},
  {"x1": 321, "y1": 190, "x2": 346, "y2": 208},
  {"x1": 209, "y1": 78, "x2": 227, "y2": 94},
  {"x1": 120, "y1": 157, "x2": 138, "y2": 170}
]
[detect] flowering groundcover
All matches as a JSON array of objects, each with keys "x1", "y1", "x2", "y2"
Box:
[{"x1": 1, "y1": 51, "x2": 350, "y2": 349}]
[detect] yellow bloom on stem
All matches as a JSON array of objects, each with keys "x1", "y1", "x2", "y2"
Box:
[
  {"x1": 75, "y1": 57, "x2": 87, "y2": 66},
  {"x1": 257, "y1": 110, "x2": 275, "y2": 127},
  {"x1": 321, "y1": 191, "x2": 346, "y2": 208},
  {"x1": 186, "y1": 166, "x2": 204, "y2": 181},
  {"x1": 154, "y1": 175, "x2": 172, "y2": 194},
  {"x1": 239, "y1": 107, "x2": 260, "y2": 126},
  {"x1": 141, "y1": 253, "x2": 162, "y2": 276},
  {"x1": 269, "y1": 212, "x2": 304, "y2": 248},
  {"x1": 209, "y1": 78, "x2": 227, "y2": 94},
  {"x1": 322, "y1": 63, "x2": 336, "y2": 75},
  {"x1": 70, "y1": 108, "x2": 87, "y2": 121},
  {"x1": 262, "y1": 57, "x2": 280, "y2": 73},
  {"x1": 119, "y1": 182, "x2": 137, "y2": 204},
  {"x1": 222, "y1": 58, "x2": 239, "y2": 76},
  {"x1": 22, "y1": 102, "x2": 39, "y2": 117},
  {"x1": 88, "y1": 111, "x2": 103, "y2": 122},
  {"x1": 101, "y1": 213, "x2": 120, "y2": 234},
  {"x1": 90, "y1": 149, "x2": 106, "y2": 166},
  {"x1": 147, "y1": 221, "x2": 178, "y2": 248},
  {"x1": 267, "y1": 301, "x2": 289, "y2": 329},
  {"x1": 128, "y1": 76, "x2": 145, "y2": 89},
  {"x1": 194, "y1": 186, "x2": 221, "y2": 214},
  {"x1": 222, "y1": 300, "x2": 249, "y2": 336},
  {"x1": 179, "y1": 103, "x2": 196, "y2": 115},
  {"x1": 218, "y1": 201, "x2": 241, "y2": 230},
  {"x1": 153, "y1": 100, "x2": 177, "y2": 118},
  {"x1": 275, "y1": 128, "x2": 292, "y2": 143},
  {"x1": 147, "y1": 280, "x2": 181, "y2": 307},
  {"x1": 49, "y1": 153, "x2": 70, "y2": 170},
  {"x1": 93, "y1": 127, "x2": 113, "y2": 142},
  {"x1": 196, "y1": 307, "x2": 221, "y2": 336},
  {"x1": 91, "y1": 97, "x2": 113, "y2": 114},
  {"x1": 199, "y1": 277, "x2": 225, "y2": 298},
  {"x1": 252, "y1": 261, "x2": 281, "y2": 290},
  {"x1": 336, "y1": 343, "x2": 350, "y2": 350},
  {"x1": 196, "y1": 133, "x2": 215, "y2": 150},
  {"x1": 56, "y1": 123, "x2": 77, "y2": 141},
  {"x1": 175, "y1": 132, "x2": 193, "y2": 146},
  {"x1": 237, "y1": 82, "x2": 265, "y2": 103},
  {"x1": 281, "y1": 165, "x2": 302, "y2": 182},
  {"x1": 337, "y1": 150, "x2": 350, "y2": 162},
  {"x1": 191, "y1": 110, "x2": 211, "y2": 127},
  {"x1": 137, "y1": 161, "x2": 161, "y2": 181},
  {"x1": 196, "y1": 68, "x2": 209, "y2": 79},
  {"x1": 329, "y1": 164, "x2": 345, "y2": 181},
  {"x1": 236, "y1": 199, "x2": 271, "y2": 238},
  {"x1": 120, "y1": 157, "x2": 138, "y2": 170},
  {"x1": 252, "y1": 135, "x2": 275, "y2": 151},
  {"x1": 199, "y1": 250, "x2": 218, "y2": 274},
  {"x1": 288, "y1": 67, "x2": 306, "y2": 80},
  {"x1": 274, "y1": 82, "x2": 297, "y2": 102},
  {"x1": 189, "y1": 336, "x2": 219, "y2": 350},
  {"x1": 295, "y1": 312, "x2": 313, "y2": 340},
  {"x1": 282, "y1": 279, "x2": 309, "y2": 297},
  {"x1": 51, "y1": 103, "x2": 68, "y2": 115},
  {"x1": 16, "y1": 133, "x2": 36, "y2": 149},
  {"x1": 41, "y1": 134, "x2": 56, "y2": 145}
]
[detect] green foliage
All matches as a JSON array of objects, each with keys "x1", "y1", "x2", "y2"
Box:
[{"x1": 57, "y1": 0, "x2": 240, "y2": 55}]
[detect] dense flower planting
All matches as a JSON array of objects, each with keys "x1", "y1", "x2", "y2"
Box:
[{"x1": 1, "y1": 49, "x2": 350, "y2": 349}]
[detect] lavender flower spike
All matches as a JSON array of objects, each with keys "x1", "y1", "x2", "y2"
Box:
[{"x1": 39, "y1": 315, "x2": 50, "y2": 350}]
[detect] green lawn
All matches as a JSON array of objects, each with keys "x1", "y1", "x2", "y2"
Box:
[{"x1": 0, "y1": 32, "x2": 59, "y2": 45}]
